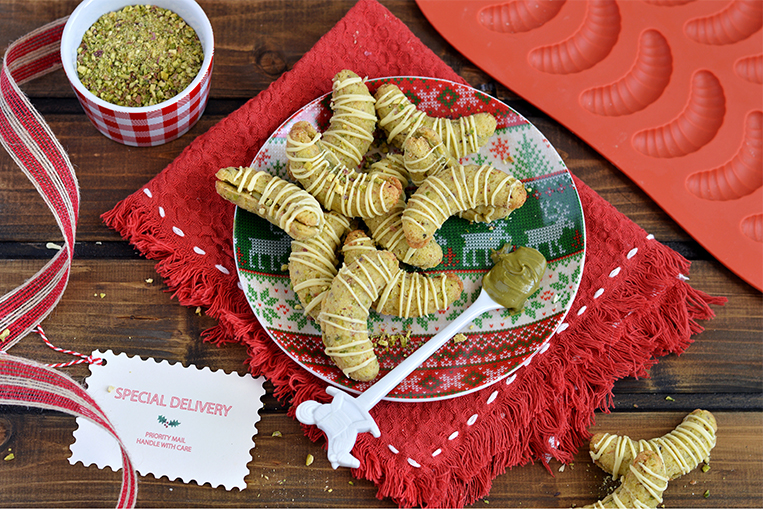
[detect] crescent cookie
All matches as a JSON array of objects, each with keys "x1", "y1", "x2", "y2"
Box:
[
  {"x1": 341, "y1": 229, "x2": 378, "y2": 267},
  {"x1": 321, "y1": 70, "x2": 377, "y2": 169},
  {"x1": 318, "y1": 250, "x2": 399, "y2": 382},
  {"x1": 589, "y1": 409, "x2": 717, "y2": 481},
  {"x1": 374, "y1": 83, "x2": 497, "y2": 158},
  {"x1": 363, "y1": 197, "x2": 443, "y2": 269},
  {"x1": 403, "y1": 128, "x2": 513, "y2": 224},
  {"x1": 583, "y1": 450, "x2": 668, "y2": 509},
  {"x1": 341, "y1": 230, "x2": 462, "y2": 318},
  {"x1": 286, "y1": 120, "x2": 402, "y2": 218},
  {"x1": 215, "y1": 166, "x2": 324, "y2": 241},
  {"x1": 402, "y1": 164, "x2": 527, "y2": 248},
  {"x1": 368, "y1": 153, "x2": 410, "y2": 189},
  {"x1": 376, "y1": 270, "x2": 463, "y2": 318},
  {"x1": 403, "y1": 126, "x2": 456, "y2": 186},
  {"x1": 288, "y1": 212, "x2": 351, "y2": 319}
]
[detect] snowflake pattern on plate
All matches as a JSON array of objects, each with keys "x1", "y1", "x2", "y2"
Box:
[{"x1": 233, "y1": 77, "x2": 586, "y2": 401}]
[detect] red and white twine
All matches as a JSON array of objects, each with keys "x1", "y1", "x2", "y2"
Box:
[
  {"x1": 0, "y1": 18, "x2": 138, "y2": 507},
  {"x1": 34, "y1": 326, "x2": 104, "y2": 368}
]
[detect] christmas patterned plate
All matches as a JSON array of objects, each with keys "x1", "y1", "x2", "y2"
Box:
[{"x1": 233, "y1": 77, "x2": 586, "y2": 401}]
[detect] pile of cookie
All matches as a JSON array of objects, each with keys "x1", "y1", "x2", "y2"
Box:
[{"x1": 215, "y1": 70, "x2": 527, "y2": 382}]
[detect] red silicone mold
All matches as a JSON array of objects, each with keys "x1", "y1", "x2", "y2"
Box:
[{"x1": 417, "y1": 0, "x2": 763, "y2": 290}]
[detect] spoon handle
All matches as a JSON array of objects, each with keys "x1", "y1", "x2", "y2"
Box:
[{"x1": 356, "y1": 289, "x2": 502, "y2": 410}]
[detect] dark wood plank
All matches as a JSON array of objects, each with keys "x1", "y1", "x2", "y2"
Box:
[
  {"x1": 0, "y1": 112, "x2": 218, "y2": 243},
  {"x1": 0, "y1": 108, "x2": 707, "y2": 247},
  {"x1": 0, "y1": 258, "x2": 758, "y2": 398},
  {"x1": 0, "y1": 1, "x2": 759, "y2": 507},
  {"x1": 0, "y1": 411, "x2": 758, "y2": 507},
  {"x1": 1, "y1": 1, "x2": 488, "y2": 100}
]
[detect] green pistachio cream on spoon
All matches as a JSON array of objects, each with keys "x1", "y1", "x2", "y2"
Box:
[{"x1": 482, "y1": 245, "x2": 547, "y2": 313}]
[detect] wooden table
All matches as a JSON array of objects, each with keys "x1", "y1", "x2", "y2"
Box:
[{"x1": 1, "y1": 1, "x2": 761, "y2": 507}]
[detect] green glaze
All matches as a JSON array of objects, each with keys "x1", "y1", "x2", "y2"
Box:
[{"x1": 482, "y1": 245, "x2": 546, "y2": 313}]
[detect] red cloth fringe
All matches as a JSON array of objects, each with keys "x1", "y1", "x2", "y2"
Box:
[{"x1": 102, "y1": 1, "x2": 726, "y2": 506}]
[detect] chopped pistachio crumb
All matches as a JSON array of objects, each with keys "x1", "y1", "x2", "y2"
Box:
[
  {"x1": 281, "y1": 264, "x2": 289, "y2": 271},
  {"x1": 453, "y1": 333, "x2": 468, "y2": 343},
  {"x1": 271, "y1": 431, "x2": 282, "y2": 437},
  {"x1": 99, "y1": 293, "x2": 106, "y2": 299},
  {"x1": 0, "y1": 329, "x2": 10, "y2": 341},
  {"x1": 195, "y1": 307, "x2": 202, "y2": 315},
  {"x1": 3, "y1": 453, "x2": 14, "y2": 461},
  {"x1": 665, "y1": 396, "x2": 675, "y2": 401},
  {"x1": 145, "y1": 278, "x2": 154, "y2": 284},
  {"x1": 107, "y1": 385, "x2": 116, "y2": 393},
  {"x1": 305, "y1": 454, "x2": 314, "y2": 466},
  {"x1": 702, "y1": 463, "x2": 711, "y2": 473},
  {"x1": 703, "y1": 490, "x2": 710, "y2": 498},
  {"x1": 348, "y1": 481, "x2": 354, "y2": 485},
  {"x1": 77, "y1": 5, "x2": 203, "y2": 107}
]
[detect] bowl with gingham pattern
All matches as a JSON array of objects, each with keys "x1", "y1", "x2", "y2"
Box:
[
  {"x1": 61, "y1": 0, "x2": 214, "y2": 147},
  {"x1": 234, "y1": 76, "x2": 586, "y2": 401}
]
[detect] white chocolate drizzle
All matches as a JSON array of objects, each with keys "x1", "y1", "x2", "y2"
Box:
[
  {"x1": 364, "y1": 199, "x2": 418, "y2": 264},
  {"x1": 289, "y1": 214, "x2": 349, "y2": 317},
  {"x1": 370, "y1": 153, "x2": 409, "y2": 188},
  {"x1": 226, "y1": 166, "x2": 324, "y2": 232},
  {"x1": 403, "y1": 164, "x2": 523, "y2": 237},
  {"x1": 376, "y1": 271, "x2": 453, "y2": 318},
  {"x1": 286, "y1": 130, "x2": 394, "y2": 218},
  {"x1": 404, "y1": 135, "x2": 452, "y2": 185},
  {"x1": 376, "y1": 85, "x2": 482, "y2": 158},
  {"x1": 318, "y1": 253, "x2": 395, "y2": 377},
  {"x1": 590, "y1": 412, "x2": 717, "y2": 480},
  {"x1": 342, "y1": 236, "x2": 378, "y2": 266},
  {"x1": 322, "y1": 74, "x2": 377, "y2": 168},
  {"x1": 590, "y1": 458, "x2": 668, "y2": 508}
]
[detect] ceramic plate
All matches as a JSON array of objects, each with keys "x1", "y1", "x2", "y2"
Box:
[{"x1": 233, "y1": 77, "x2": 586, "y2": 401}]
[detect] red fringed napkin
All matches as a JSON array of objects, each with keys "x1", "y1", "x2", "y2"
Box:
[{"x1": 102, "y1": 1, "x2": 725, "y2": 506}]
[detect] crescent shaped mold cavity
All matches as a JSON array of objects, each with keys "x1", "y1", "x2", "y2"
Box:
[
  {"x1": 632, "y1": 70, "x2": 726, "y2": 158},
  {"x1": 741, "y1": 214, "x2": 763, "y2": 242},
  {"x1": 527, "y1": 0, "x2": 621, "y2": 74},
  {"x1": 734, "y1": 54, "x2": 763, "y2": 85},
  {"x1": 684, "y1": 0, "x2": 763, "y2": 46},
  {"x1": 685, "y1": 111, "x2": 762, "y2": 201},
  {"x1": 579, "y1": 29, "x2": 672, "y2": 116},
  {"x1": 479, "y1": 0, "x2": 566, "y2": 34},
  {"x1": 642, "y1": 0, "x2": 696, "y2": 5}
]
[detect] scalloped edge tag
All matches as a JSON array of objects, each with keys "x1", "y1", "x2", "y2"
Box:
[{"x1": 69, "y1": 350, "x2": 266, "y2": 490}]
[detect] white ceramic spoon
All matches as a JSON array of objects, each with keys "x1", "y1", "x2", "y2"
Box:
[{"x1": 295, "y1": 288, "x2": 504, "y2": 469}]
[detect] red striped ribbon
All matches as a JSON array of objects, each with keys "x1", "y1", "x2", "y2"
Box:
[
  {"x1": 0, "y1": 353, "x2": 138, "y2": 507},
  {"x1": 0, "y1": 18, "x2": 77, "y2": 350},
  {"x1": 0, "y1": 18, "x2": 139, "y2": 507}
]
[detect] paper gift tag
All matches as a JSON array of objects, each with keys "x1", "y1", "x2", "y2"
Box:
[{"x1": 69, "y1": 350, "x2": 266, "y2": 490}]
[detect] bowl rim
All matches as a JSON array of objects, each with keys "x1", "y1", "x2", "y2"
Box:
[{"x1": 60, "y1": 0, "x2": 214, "y2": 114}]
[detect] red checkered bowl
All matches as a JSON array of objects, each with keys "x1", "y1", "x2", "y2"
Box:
[{"x1": 61, "y1": 0, "x2": 214, "y2": 147}]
